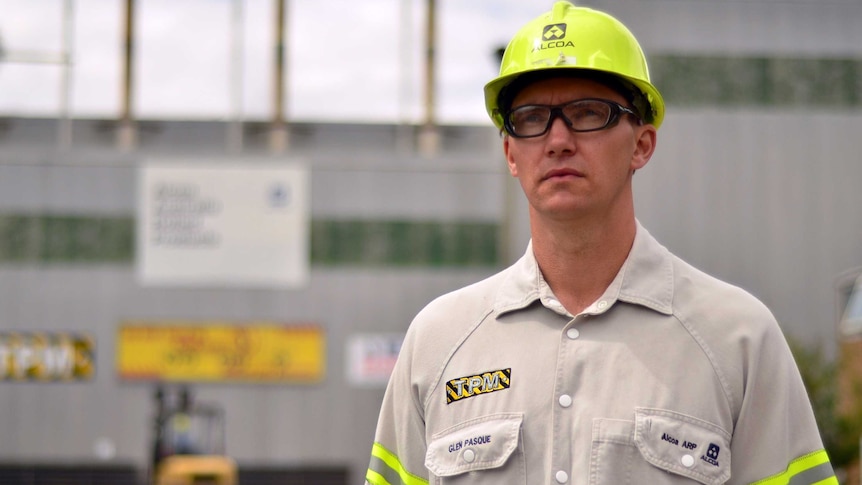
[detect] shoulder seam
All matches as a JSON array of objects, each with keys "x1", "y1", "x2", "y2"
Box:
[
  {"x1": 421, "y1": 307, "x2": 496, "y2": 409},
  {"x1": 672, "y1": 308, "x2": 737, "y2": 416}
]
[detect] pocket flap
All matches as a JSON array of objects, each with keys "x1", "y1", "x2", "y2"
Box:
[
  {"x1": 425, "y1": 413, "x2": 523, "y2": 477},
  {"x1": 634, "y1": 408, "x2": 731, "y2": 485}
]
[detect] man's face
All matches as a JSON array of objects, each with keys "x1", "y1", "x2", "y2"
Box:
[{"x1": 503, "y1": 76, "x2": 656, "y2": 223}]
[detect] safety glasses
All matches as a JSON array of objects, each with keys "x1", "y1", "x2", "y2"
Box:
[{"x1": 503, "y1": 98, "x2": 639, "y2": 138}]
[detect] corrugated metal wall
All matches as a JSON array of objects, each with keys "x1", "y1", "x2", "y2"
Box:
[{"x1": 0, "y1": 123, "x2": 507, "y2": 484}]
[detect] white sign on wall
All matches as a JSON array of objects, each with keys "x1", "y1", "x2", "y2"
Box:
[
  {"x1": 346, "y1": 333, "x2": 405, "y2": 388},
  {"x1": 137, "y1": 161, "x2": 309, "y2": 288}
]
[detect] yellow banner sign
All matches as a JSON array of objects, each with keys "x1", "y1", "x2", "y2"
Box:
[
  {"x1": 117, "y1": 322, "x2": 324, "y2": 382},
  {"x1": 0, "y1": 332, "x2": 95, "y2": 381}
]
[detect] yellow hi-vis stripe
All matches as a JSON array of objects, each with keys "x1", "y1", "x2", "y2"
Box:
[
  {"x1": 751, "y1": 449, "x2": 837, "y2": 485},
  {"x1": 366, "y1": 442, "x2": 429, "y2": 485}
]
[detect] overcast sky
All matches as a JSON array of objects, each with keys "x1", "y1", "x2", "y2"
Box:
[{"x1": 0, "y1": 0, "x2": 555, "y2": 124}]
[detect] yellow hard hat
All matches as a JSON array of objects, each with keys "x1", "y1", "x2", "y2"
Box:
[{"x1": 484, "y1": 1, "x2": 665, "y2": 129}]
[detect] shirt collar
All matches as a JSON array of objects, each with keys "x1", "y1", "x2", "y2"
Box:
[{"x1": 494, "y1": 221, "x2": 675, "y2": 317}]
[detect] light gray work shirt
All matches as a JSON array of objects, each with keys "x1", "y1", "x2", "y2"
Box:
[{"x1": 367, "y1": 222, "x2": 834, "y2": 485}]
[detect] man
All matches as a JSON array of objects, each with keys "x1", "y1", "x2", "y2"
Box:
[{"x1": 366, "y1": 2, "x2": 836, "y2": 484}]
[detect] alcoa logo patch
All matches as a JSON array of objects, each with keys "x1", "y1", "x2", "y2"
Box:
[
  {"x1": 446, "y1": 368, "x2": 511, "y2": 404},
  {"x1": 703, "y1": 443, "x2": 722, "y2": 467}
]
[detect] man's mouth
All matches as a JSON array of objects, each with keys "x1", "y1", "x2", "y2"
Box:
[{"x1": 544, "y1": 168, "x2": 584, "y2": 180}]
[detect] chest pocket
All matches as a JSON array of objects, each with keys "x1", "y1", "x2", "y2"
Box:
[
  {"x1": 425, "y1": 413, "x2": 525, "y2": 485},
  {"x1": 591, "y1": 408, "x2": 731, "y2": 485}
]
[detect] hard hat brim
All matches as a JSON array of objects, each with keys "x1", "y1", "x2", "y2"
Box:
[{"x1": 484, "y1": 66, "x2": 665, "y2": 130}]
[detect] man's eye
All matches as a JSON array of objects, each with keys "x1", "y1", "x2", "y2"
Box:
[
  {"x1": 571, "y1": 107, "x2": 603, "y2": 119},
  {"x1": 514, "y1": 109, "x2": 547, "y2": 124}
]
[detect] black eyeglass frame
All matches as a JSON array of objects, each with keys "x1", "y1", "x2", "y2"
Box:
[{"x1": 502, "y1": 98, "x2": 640, "y2": 138}]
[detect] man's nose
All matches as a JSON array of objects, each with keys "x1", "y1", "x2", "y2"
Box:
[{"x1": 545, "y1": 114, "x2": 576, "y2": 154}]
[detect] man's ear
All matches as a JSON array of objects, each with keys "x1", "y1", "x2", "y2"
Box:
[
  {"x1": 631, "y1": 124, "x2": 657, "y2": 171},
  {"x1": 503, "y1": 136, "x2": 518, "y2": 177}
]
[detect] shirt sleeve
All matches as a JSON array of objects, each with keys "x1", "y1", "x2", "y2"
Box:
[
  {"x1": 366, "y1": 327, "x2": 430, "y2": 485},
  {"x1": 728, "y1": 317, "x2": 837, "y2": 485}
]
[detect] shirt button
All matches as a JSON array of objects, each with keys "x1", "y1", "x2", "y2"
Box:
[
  {"x1": 555, "y1": 470, "x2": 569, "y2": 483},
  {"x1": 681, "y1": 454, "x2": 695, "y2": 467},
  {"x1": 566, "y1": 328, "x2": 579, "y2": 339},
  {"x1": 463, "y1": 449, "x2": 475, "y2": 463},
  {"x1": 597, "y1": 300, "x2": 608, "y2": 310},
  {"x1": 558, "y1": 394, "x2": 573, "y2": 408}
]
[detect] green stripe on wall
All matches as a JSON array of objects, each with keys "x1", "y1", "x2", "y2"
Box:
[
  {"x1": 0, "y1": 215, "x2": 134, "y2": 263},
  {"x1": 652, "y1": 55, "x2": 862, "y2": 107},
  {"x1": 0, "y1": 215, "x2": 499, "y2": 267},
  {"x1": 311, "y1": 220, "x2": 497, "y2": 267}
]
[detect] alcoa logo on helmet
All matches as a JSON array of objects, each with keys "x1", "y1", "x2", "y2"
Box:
[{"x1": 535, "y1": 23, "x2": 575, "y2": 52}]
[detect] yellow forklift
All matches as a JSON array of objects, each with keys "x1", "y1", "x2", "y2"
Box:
[{"x1": 151, "y1": 386, "x2": 238, "y2": 485}]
